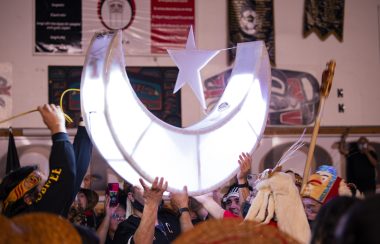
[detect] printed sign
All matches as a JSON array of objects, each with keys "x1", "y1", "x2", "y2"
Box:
[{"x1": 35, "y1": 0, "x2": 82, "y2": 54}]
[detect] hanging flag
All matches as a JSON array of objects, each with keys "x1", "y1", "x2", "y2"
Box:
[
  {"x1": 303, "y1": 0, "x2": 345, "y2": 41},
  {"x1": 6, "y1": 128, "x2": 20, "y2": 174},
  {"x1": 228, "y1": 0, "x2": 275, "y2": 65}
]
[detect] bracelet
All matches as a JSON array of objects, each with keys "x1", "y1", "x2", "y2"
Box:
[
  {"x1": 178, "y1": 207, "x2": 190, "y2": 217},
  {"x1": 237, "y1": 183, "x2": 249, "y2": 188}
]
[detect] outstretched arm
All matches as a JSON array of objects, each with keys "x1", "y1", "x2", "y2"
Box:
[
  {"x1": 133, "y1": 177, "x2": 167, "y2": 244},
  {"x1": 194, "y1": 193, "x2": 225, "y2": 219},
  {"x1": 70, "y1": 119, "x2": 93, "y2": 206},
  {"x1": 96, "y1": 195, "x2": 118, "y2": 244},
  {"x1": 170, "y1": 186, "x2": 193, "y2": 233},
  {"x1": 339, "y1": 133, "x2": 349, "y2": 156},
  {"x1": 34, "y1": 104, "x2": 76, "y2": 217},
  {"x1": 237, "y1": 152, "x2": 251, "y2": 207}
]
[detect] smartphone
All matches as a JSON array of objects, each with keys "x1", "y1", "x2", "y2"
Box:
[{"x1": 107, "y1": 183, "x2": 119, "y2": 207}]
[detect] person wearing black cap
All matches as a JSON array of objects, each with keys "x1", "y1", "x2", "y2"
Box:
[{"x1": 0, "y1": 104, "x2": 93, "y2": 218}]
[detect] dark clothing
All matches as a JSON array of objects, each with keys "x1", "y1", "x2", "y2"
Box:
[
  {"x1": 31, "y1": 126, "x2": 92, "y2": 217},
  {"x1": 74, "y1": 224, "x2": 100, "y2": 244},
  {"x1": 105, "y1": 233, "x2": 114, "y2": 244},
  {"x1": 65, "y1": 126, "x2": 93, "y2": 216},
  {"x1": 113, "y1": 210, "x2": 181, "y2": 244},
  {"x1": 31, "y1": 132, "x2": 76, "y2": 216},
  {"x1": 346, "y1": 145, "x2": 377, "y2": 195}
]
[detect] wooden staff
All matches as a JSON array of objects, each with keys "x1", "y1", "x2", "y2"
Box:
[{"x1": 301, "y1": 60, "x2": 336, "y2": 191}]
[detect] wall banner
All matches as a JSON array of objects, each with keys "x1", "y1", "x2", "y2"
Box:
[
  {"x1": 35, "y1": 0, "x2": 195, "y2": 56},
  {"x1": 0, "y1": 63, "x2": 12, "y2": 127},
  {"x1": 303, "y1": 0, "x2": 345, "y2": 41},
  {"x1": 228, "y1": 0, "x2": 275, "y2": 65},
  {"x1": 35, "y1": 0, "x2": 82, "y2": 54}
]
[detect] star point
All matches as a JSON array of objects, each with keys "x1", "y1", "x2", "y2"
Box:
[{"x1": 167, "y1": 26, "x2": 219, "y2": 109}]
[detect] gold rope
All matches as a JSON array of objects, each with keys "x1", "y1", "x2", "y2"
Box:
[
  {"x1": 0, "y1": 109, "x2": 38, "y2": 125},
  {"x1": 59, "y1": 88, "x2": 81, "y2": 123},
  {"x1": 0, "y1": 88, "x2": 81, "y2": 125}
]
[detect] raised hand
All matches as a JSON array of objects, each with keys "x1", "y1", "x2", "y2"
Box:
[
  {"x1": 170, "y1": 186, "x2": 189, "y2": 210},
  {"x1": 37, "y1": 104, "x2": 66, "y2": 134},
  {"x1": 139, "y1": 177, "x2": 168, "y2": 206},
  {"x1": 237, "y1": 152, "x2": 251, "y2": 183}
]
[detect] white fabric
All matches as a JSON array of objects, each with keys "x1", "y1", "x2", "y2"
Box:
[{"x1": 245, "y1": 172, "x2": 311, "y2": 244}]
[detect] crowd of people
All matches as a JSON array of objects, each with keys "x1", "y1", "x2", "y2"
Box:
[{"x1": 0, "y1": 103, "x2": 379, "y2": 243}]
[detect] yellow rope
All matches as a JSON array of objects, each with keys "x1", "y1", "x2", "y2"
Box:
[
  {"x1": 60, "y1": 88, "x2": 81, "y2": 123},
  {"x1": 0, "y1": 109, "x2": 38, "y2": 125},
  {"x1": 0, "y1": 88, "x2": 81, "y2": 125}
]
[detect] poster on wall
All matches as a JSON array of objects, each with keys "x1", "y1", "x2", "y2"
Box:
[
  {"x1": 35, "y1": 0, "x2": 82, "y2": 54},
  {"x1": 228, "y1": 0, "x2": 275, "y2": 65},
  {"x1": 48, "y1": 66, "x2": 181, "y2": 128},
  {"x1": 0, "y1": 63, "x2": 13, "y2": 128},
  {"x1": 35, "y1": 0, "x2": 194, "y2": 55},
  {"x1": 204, "y1": 68, "x2": 320, "y2": 126}
]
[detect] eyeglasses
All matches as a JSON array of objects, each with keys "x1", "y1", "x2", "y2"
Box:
[
  {"x1": 247, "y1": 174, "x2": 258, "y2": 181},
  {"x1": 111, "y1": 213, "x2": 126, "y2": 221}
]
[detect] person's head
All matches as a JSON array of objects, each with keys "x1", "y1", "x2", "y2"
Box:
[
  {"x1": 285, "y1": 169, "x2": 303, "y2": 192},
  {"x1": 109, "y1": 203, "x2": 126, "y2": 234},
  {"x1": 77, "y1": 188, "x2": 99, "y2": 211},
  {"x1": 0, "y1": 212, "x2": 84, "y2": 244},
  {"x1": 128, "y1": 185, "x2": 143, "y2": 204},
  {"x1": 302, "y1": 197, "x2": 322, "y2": 222},
  {"x1": 127, "y1": 185, "x2": 145, "y2": 214},
  {"x1": 311, "y1": 196, "x2": 360, "y2": 244},
  {"x1": 221, "y1": 185, "x2": 241, "y2": 217},
  {"x1": 301, "y1": 165, "x2": 347, "y2": 222},
  {"x1": 357, "y1": 136, "x2": 369, "y2": 152},
  {"x1": 335, "y1": 194, "x2": 380, "y2": 244},
  {"x1": 0, "y1": 165, "x2": 47, "y2": 217}
]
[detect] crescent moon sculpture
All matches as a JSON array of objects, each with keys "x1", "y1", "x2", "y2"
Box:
[{"x1": 81, "y1": 30, "x2": 271, "y2": 195}]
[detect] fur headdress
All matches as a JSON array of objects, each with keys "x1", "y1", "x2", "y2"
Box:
[{"x1": 244, "y1": 132, "x2": 311, "y2": 244}]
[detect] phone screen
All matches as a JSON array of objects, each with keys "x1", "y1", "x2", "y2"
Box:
[{"x1": 108, "y1": 183, "x2": 119, "y2": 207}]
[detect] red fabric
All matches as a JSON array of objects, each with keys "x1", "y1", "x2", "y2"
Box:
[
  {"x1": 268, "y1": 220, "x2": 278, "y2": 228},
  {"x1": 223, "y1": 210, "x2": 241, "y2": 219},
  {"x1": 324, "y1": 177, "x2": 342, "y2": 204}
]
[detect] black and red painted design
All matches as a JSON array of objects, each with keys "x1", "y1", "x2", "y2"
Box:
[{"x1": 204, "y1": 68, "x2": 320, "y2": 126}]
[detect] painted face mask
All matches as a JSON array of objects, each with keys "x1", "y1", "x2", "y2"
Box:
[{"x1": 301, "y1": 165, "x2": 341, "y2": 204}]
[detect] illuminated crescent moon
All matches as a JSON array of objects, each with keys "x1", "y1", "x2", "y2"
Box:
[
  {"x1": 80, "y1": 32, "x2": 143, "y2": 186},
  {"x1": 81, "y1": 31, "x2": 271, "y2": 195}
]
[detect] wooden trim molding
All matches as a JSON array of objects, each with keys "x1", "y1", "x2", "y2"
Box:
[
  {"x1": 264, "y1": 126, "x2": 380, "y2": 135},
  {"x1": 0, "y1": 126, "x2": 380, "y2": 137}
]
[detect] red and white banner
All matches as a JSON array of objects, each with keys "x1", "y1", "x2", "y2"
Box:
[{"x1": 150, "y1": 0, "x2": 195, "y2": 53}]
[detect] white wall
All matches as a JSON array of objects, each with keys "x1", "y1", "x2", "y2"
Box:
[{"x1": 0, "y1": 0, "x2": 379, "y2": 128}]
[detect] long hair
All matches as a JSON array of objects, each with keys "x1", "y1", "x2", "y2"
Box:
[
  {"x1": 335, "y1": 194, "x2": 380, "y2": 244},
  {"x1": 311, "y1": 196, "x2": 360, "y2": 244}
]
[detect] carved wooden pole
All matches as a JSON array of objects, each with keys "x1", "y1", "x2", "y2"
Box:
[{"x1": 301, "y1": 60, "x2": 335, "y2": 191}]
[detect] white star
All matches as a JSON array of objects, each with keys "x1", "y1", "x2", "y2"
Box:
[{"x1": 167, "y1": 26, "x2": 219, "y2": 109}]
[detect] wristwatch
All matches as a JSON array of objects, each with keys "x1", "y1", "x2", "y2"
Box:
[{"x1": 178, "y1": 207, "x2": 190, "y2": 217}]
